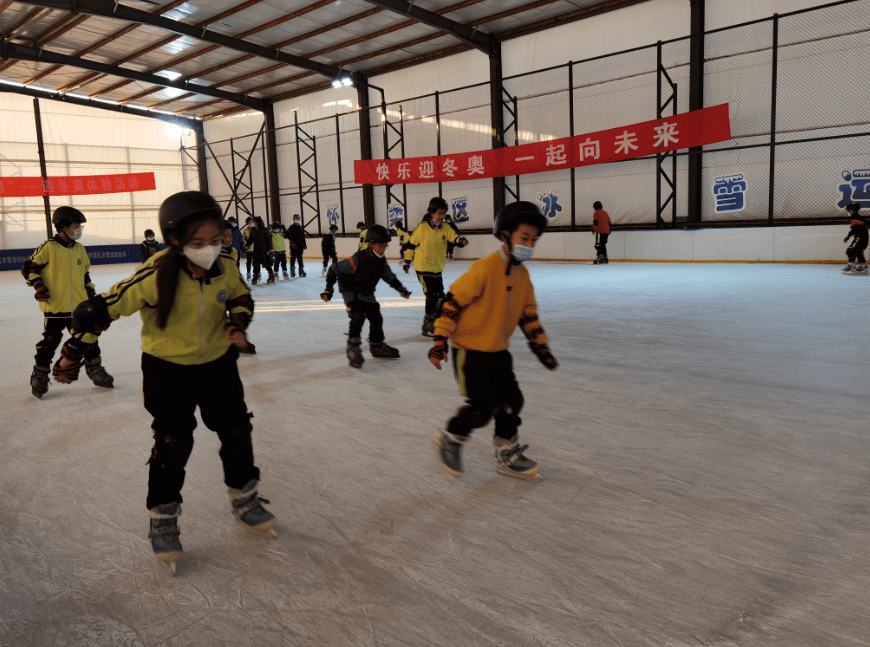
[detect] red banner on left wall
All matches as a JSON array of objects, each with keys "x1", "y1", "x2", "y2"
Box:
[{"x1": 0, "y1": 172, "x2": 156, "y2": 197}]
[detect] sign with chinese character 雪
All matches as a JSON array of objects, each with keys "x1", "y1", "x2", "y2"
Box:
[
  {"x1": 0, "y1": 172, "x2": 156, "y2": 198},
  {"x1": 354, "y1": 104, "x2": 731, "y2": 185},
  {"x1": 712, "y1": 174, "x2": 748, "y2": 213}
]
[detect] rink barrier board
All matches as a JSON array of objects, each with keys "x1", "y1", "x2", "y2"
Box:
[{"x1": 0, "y1": 244, "x2": 140, "y2": 272}]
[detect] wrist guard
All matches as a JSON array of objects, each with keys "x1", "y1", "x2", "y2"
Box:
[
  {"x1": 529, "y1": 342, "x2": 558, "y2": 370},
  {"x1": 33, "y1": 281, "x2": 50, "y2": 303},
  {"x1": 428, "y1": 336, "x2": 449, "y2": 363},
  {"x1": 52, "y1": 344, "x2": 85, "y2": 383}
]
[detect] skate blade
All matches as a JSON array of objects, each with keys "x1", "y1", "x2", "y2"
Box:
[
  {"x1": 431, "y1": 437, "x2": 462, "y2": 482},
  {"x1": 155, "y1": 553, "x2": 182, "y2": 575},
  {"x1": 495, "y1": 466, "x2": 543, "y2": 482},
  {"x1": 234, "y1": 518, "x2": 278, "y2": 538}
]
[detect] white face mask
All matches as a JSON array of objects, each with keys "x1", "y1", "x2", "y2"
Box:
[
  {"x1": 183, "y1": 243, "x2": 221, "y2": 270},
  {"x1": 146, "y1": 237, "x2": 155, "y2": 242},
  {"x1": 510, "y1": 244, "x2": 534, "y2": 263},
  {"x1": 70, "y1": 226, "x2": 83, "y2": 240},
  {"x1": 372, "y1": 248, "x2": 385, "y2": 258}
]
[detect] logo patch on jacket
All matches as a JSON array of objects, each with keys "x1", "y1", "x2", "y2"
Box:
[
  {"x1": 77, "y1": 259, "x2": 82, "y2": 265},
  {"x1": 217, "y1": 290, "x2": 227, "y2": 304}
]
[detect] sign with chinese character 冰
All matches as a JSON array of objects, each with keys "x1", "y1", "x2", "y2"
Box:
[
  {"x1": 451, "y1": 196, "x2": 469, "y2": 223},
  {"x1": 838, "y1": 169, "x2": 870, "y2": 209},
  {"x1": 354, "y1": 104, "x2": 731, "y2": 185},
  {"x1": 0, "y1": 172, "x2": 156, "y2": 197}
]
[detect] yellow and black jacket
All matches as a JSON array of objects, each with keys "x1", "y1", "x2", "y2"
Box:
[
  {"x1": 271, "y1": 232, "x2": 287, "y2": 254},
  {"x1": 222, "y1": 244, "x2": 241, "y2": 267},
  {"x1": 243, "y1": 227, "x2": 254, "y2": 253},
  {"x1": 403, "y1": 217, "x2": 464, "y2": 273},
  {"x1": 73, "y1": 249, "x2": 253, "y2": 365},
  {"x1": 434, "y1": 249, "x2": 548, "y2": 353},
  {"x1": 358, "y1": 229, "x2": 368, "y2": 250},
  {"x1": 22, "y1": 235, "x2": 96, "y2": 316}
]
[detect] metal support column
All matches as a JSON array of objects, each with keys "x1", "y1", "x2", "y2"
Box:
[
  {"x1": 768, "y1": 14, "x2": 779, "y2": 224},
  {"x1": 191, "y1": 119, "x2": 209, "y2": 195},
  {"x1": 32, "y1": 98, "x2": 51, "y2": 238},
  {"x1": 656, "y1": 40, "x2": 678, "y2": 227},
  {"x1": 357, "y1": 85, "x2": 375, "y2": 228},
  {"x1": 501, "y1": 87, "x2": 520, "y2": 203},
  {"x1": 489, "y1": 40, "x2": 505, "y2": 216},
  {"x1": 264, "y1": 102, "x2": 281, "y2": 224},
  {"x1": 383, "y1": 102, "x2": 406, "y2": 225},
  {"x1": 568, "y1": 61, "x2": 576, "y2": 230},
  {"x1": 294, "y1": 111, "x2": 321, "y2": 234},
  {"x1": 335, "y1": 114, "x2": 346, "y2": 235},
  {"x1": 687, "y1": 0, "x2": 705, "y2": 227},
  {"x1": 435, "y1": 90, "x2": 443, "y2": 199}
]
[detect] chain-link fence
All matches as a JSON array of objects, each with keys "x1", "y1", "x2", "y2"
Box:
[{"x1": 193, "y1": 0, "x2": 869, "y2": 237}]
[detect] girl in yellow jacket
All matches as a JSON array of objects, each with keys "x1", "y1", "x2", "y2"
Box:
[
  {"x1": 54, "y1": 191, "x2": 275, "y2": 575},
  {"x1": 428, "y1": 201, "x2": 558, "y2": 483}
]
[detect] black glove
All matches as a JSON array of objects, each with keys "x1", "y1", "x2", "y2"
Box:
[
  {"x1": 52, "y1": 344, "x2": 85, "y2": 384},
  {"x1": 321, "y1": 290, "x2": 333, "y2": 302},
  {"x1": 529, "y1": 342, "x2": 558, "y2": 371},
  {"x1": 456, "y1": 237, "x2": 469, "y2": 248},
  {"x1": 428, "y1": 335, "x2": 449, "y2": 369},
  {"x1": 844, "y1": 236, "x2": 850, "y2": 243},
  {"x1": 398, "y1": 288, "x2": 411, "y2": 299},
  {"x1": 402, "y1": 260, "x2": 410, "y2": 274},
  {"x1": 33, "y1": 281, "x2": 50, "y2": 303}
]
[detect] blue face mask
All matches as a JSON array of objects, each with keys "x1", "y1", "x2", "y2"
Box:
[{"x1": 510, "y1": 244, "x2": 534, "y2": 263}]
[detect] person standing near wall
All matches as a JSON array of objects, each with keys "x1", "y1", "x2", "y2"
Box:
[
  {"x1": 285, "y1": 213, "x2": 307, "y2": 278},
  {"x1": 592, "y1": 201, "x2": 611, "y2": 265},
  {"x1": 242, "y1": 216, "x2": 255, "y2": 280},
  {"x1": 842, "y1": 203, "x2": 868, "y2": 275},
  {"x1": 402, "y1": 197, "x2": 468, "y2": 337},
  {"x1": 249, "y1": 217, "x2": 275, "y2": 284},
  {"x1": 22, "y1": 206, "x2": 115, "y2": 399},
  {"x1": 321, "y1": 224, "x2": 338, "y2": 277}
]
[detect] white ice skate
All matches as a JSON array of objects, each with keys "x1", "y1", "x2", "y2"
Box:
[
  {"x1": 228, "y1": 479, "x2": 277, "y2": 538},
  {"x1": 148, "y1": 502, "x2": 183, "y2": 575},
  {"x1": 494, "y1": 436, "x2": 542, "y2": 482}
]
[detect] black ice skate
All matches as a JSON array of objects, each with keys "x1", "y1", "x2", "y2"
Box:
[
  {"x1": 346, "y1": 337, "x2": 364, "y2": 369},
  {"x1": 283, "y1": 271, "x2": 290, "y2": 279},
  {"x1": 421, "y1": 314, "x2": 435, "y2": 338},
  {"x1": 228, "y1": 479, "x2": 276, "y2": 538},
  {"x1": 149, "y1": 502, "x2": 183, "y2": 575},
  {"x1": 299, "y1": 269, "x2": 306, "y2": 277},
  {"x1": 494, "y1": 436, "x2": 542, "y2": 482},
  {"x1": 290, "y1": 269, "x2": 296, "y2": 278},
  {"x1": 842, "y1": 263, "x2": 856, "y2": 275},
  {"x1": 239, "y1": 342, "x2": 257, "y2": 355},
  {"x1": 30, "y1": 365, "x2": 50, "y2": 399},
  {"x1": 369, "y1": 341, "x2": 400, "y2": 358},
  {"x1": 592, "y1": 255, "x2": 602, "y2": 265},
  {"x1": 266, "y1": 274, "x2": 276, "y2": 284},
  {"x1": 85, "y1": 357, "x2": 114, "y2": 388},
  {"x1": 432, "y1": 430, "x2": 467, "y2": 482}
]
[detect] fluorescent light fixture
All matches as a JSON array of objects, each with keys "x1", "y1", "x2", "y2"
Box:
[
  {"x1": 341, "y1": 77, "x2": 353, "y2": 87},
  {"x1": 333, "y1": 76, "x2": 352, "y2": 88},
  {"x1": 332, "y1": 79, "x2": 343, "y2": 89}
]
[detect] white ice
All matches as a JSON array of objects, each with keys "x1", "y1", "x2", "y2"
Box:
[{"x1": 0, "y1": 260, "x2": 868, "y2": 647}]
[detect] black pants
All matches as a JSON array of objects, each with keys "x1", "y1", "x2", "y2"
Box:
[
  {"x1": 322, "y1": 252, "x2": 337, "y2": 269},
  {"x1": 245, "y1": 252, "x2": 253, "y2": 274},
  {"x1": 272, "y1": 251, "x2": 287, "y2": 274},
  {"x1": 847, "y1": 242, "x2": 867, "y2": 263},
  {"x1": 142, "y1": 347, "x2": 259, "y2": 509},
  {"x1": 290, "y1": 249, "x2": 305, "y2": 273},
  {"x1": 252, "y1": 251, "x2": 272, "y2": 278},
  {"x1": 447, "y1": 348, "x2": 524, "y2": 441},
  {"x1": 595, "y1": 232, "x2": 609, "y2": 257},
  {"x1": 416, "y1": 272, "x2": 444, "y2": 316},
  {"x1": 35, "y1": 315, "x2": 101, "y2": 367},
  {"x1": 346, "y1": 299, "x2": 384, "y2": 343}
]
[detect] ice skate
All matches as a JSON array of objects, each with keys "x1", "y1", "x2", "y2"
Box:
[
  {"x1": 30, "y1": 365, "x2": 50, "y2": 399},
  {"x1": 321, "y1": 269, "x2": 327, "y2": 277},
  {"x1": 494, "y1": 436, "x2": 542, "y2": 482},
  {"x1": 290, "y1": 269, "x2": 296, "y2": 278},
  {"x1": 246, "y1": 271, "x2": 252, "y2": 280},
  {"x1": 251, "y1": 275, "x2": 259, "y2": 285},
  {"x1": 346, "y1": 337, "x2": 364, "y2": 369},
  {"x1": 299, "y1": 269, "x2": 306, "y2": 277},
  {"x1": 369, "y1": 341, "x2": 400, "y2": 358},
  {"x1": 239, "y1": 342, "x2": 257, "y2": 355},
  {"x1": 601, "y1": 255, "x2": 609, "y2": 264},
  {"x1": 592, "y1": 255, "x2": 602, "y2": 265},
  {"x1": 421, "y1": 314, "x2": 435, "y2": 338},
  {"x1": 228, "y1": 479, "x2": 276, "y2": 538},
  {"x1": 854, "y1": 264, "x2": 869, "y2": 275},
  {"x1": 432, "y1": 430, "x2": 467, "y2": 482},
  {"x1": 85, "y1": 357, "x2": 114, "y2": 388},
  {"x1": 148, "y1": 502, "x2": 183, "y2": 575},
  {"x1": 842, "y1": 263, "x2": 855, "y2": 275},
  {"x1": 283, "y1": 271, "x2": 290, "y2": 279},
  {"x1": 266, "y1": 274, "x2": 275, "y2": 284}
]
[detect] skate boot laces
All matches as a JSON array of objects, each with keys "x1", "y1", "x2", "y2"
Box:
[{"x1": 499, "y1": 442, "x2": 531, "y2": 467}]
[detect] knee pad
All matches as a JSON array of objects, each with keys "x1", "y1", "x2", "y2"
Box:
[
  {"x1": 348, "y1": 306, "x2": 367, "y2": 326},
  {"x1": 217, "y1": 423, "x2": 254, "y2": 457},
  {"x1": 150, "y1": 434, "x2": 194, "y2": 471},
  {"x1": 504, "y1": 390, "x2": 524, "y2": 417},
  {"x1": 39, "y1": 332, "x2": 63, "y2": 351},
  {"x1": 457, "y1": 403, "x2": 494, "y2": 429}
]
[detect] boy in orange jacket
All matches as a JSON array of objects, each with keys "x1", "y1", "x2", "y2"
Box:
[{"x1": 428, "y1": 201, "x2": 558, "y2": 482}]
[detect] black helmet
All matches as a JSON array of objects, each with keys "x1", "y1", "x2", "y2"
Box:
[
  {"x1": 158, "y1": 191, "x2": 222, "y2": 242},
  {"x1": 364, "y1": 224, "x2": 391, "y2": 244},
  {"x1": 271, "y1": 222, "x2": 282, "y2": 229},
  {"x1": 593, "y1": 201, "x2": 603, "y2": 210},
  {"x1": 356, "y1": 221, "x2": 365, "y2": 229},
  {"x1": 427, "y1": 197, "x2": 448, "y2": 214},
  {"x1": 52, "y1": 206, "x2": 86, "y2": 230},
  {"x1": 329, "y1": 224, "x2": 338, "y2": 232},
  {"x1": 493, "y1": 201, "x2": 547, "y2": 240},
  {"x1": 144, "y1": 228, "x2": 155, "y2": 237},
  {"x1": 847, "y1": 203, "x2": 861, "y2": 212}
]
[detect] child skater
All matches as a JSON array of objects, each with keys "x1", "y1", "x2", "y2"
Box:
[
  {"x1": 22, "y1": 206, "x2": 114, "y2": 399},
  {"x1": 222, "y1": 220, "x2": 240, "y2": 268},
  {"x1": 140, "y1": 229, "x2": 161, "y2": 263},
  {"x1": 242, "y1": 216, "x2": 254, "y2": 280},
  {"x1": 271, "y1": 221, "x2": 289, "y2": 279},
  {"x1": 842, "y1": 203, "x2": 868, "y2": 275},
  {"x1": 285, "y1": 213, "x2": 307, "y2": 277},
  {"x1": 320, "y1": 225, "x2": 411, "y2": 369},
  {"x1": 592, "y1": 201, "x2": 610, "y2": 264},
  {"x1": 429, "y1": 201, "x2": 558, "y2": 482},
  {"x1": 53, "y1": 191, "x2": 275, "y2": 575},
  {"x1": 321, "y1": 223, "x2": 338, "y2": 276}
]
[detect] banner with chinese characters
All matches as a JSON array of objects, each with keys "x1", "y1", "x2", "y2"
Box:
[
  {"x1": 354, "y1": 104, "x2": 731, "y2": 185},
  {"x1": 0, "y1": 172, "x2": 156, "y2": 197}
]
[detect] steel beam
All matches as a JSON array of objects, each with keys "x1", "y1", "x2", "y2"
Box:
[
  {"x1": 17, "y1": 0, "x2": 363, "y2": 82},
  {"x1": 687, "y1": 0, "x2": 705, "y2": 226},
  {"x1": 361, "y1": 0, "x2": 492, "y2": 53},
  {"x1": 32, "y1": 97, "x2": 52, "y2": 238},
  {"x1": 263, "y1": 101, "x2": 282, "y2": 225},
  {"x1": 2, "y1": 41, "x2": 264, "y2": 109}
]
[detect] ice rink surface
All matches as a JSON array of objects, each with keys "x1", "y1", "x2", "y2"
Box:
[{"x1": 1, "y1": 259, "x2": 868, "y2": 647}]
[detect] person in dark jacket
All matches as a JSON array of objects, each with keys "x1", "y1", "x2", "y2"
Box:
[
  {"x1": 227, "y1": 217, "x2": 245, "y2": 258},
  {"x1": 284, "y1": 213, "x2": 307, "y2": 278},
  {"x1": 843, "y1": 203, "x2": 869, "y2": 275},
  {"x1": 321, "y1": 224, "x2": 338, "y2": 276},
  {"x1": 248, "y1": 217, "x2": 275, "y2": 284},
  {"x1": 321, "y1": 225, "x2": 411, "y2": 369},
  {"x1": 141, "y1": 229, "x2": 161, "y2": 263}
]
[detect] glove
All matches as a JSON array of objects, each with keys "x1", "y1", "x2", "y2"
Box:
[
  {"x1": 224, "y1": 313, "x2": 248, "y2": 348},
  {"x1": 52, "y1": 344, "x2": 85, "y2": 384},
  {"x1": 321, "y1": 290, "x2": 333, "y2": 302},
  {"x1": 529, "y1": 342, "x2": 558, "y2": 371},
  {"x1": 428, "y1": 336, "x2": 449, "y2": 370},
  {"x1": 456, "y1": 237, "x2": 469, "y2": 248},
  {"x1": 402, "y1": 260, "x2": 410, "y2": 274},
  {"x1": 398, "y1": 288, "x2": 411, "y2": 299},
  {"x1": 33, "y1": 281, "x2": 50, "y2": 303},
  {"x1": 844, "y1": 236, "x2": 850, "y2": 243}
]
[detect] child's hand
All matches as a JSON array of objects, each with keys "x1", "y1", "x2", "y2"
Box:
[
  {"x1": 402, "y1": 261, "x2": 410, "y2": 274},
  {"x1": 429, "y1": 336, "x2": 448, "y2": 370},
  {"x1": 224, "y1": 314, "x2": 248, "y2": 348},
  {"x1": 844, "y1": 236, "x2": 850, "y2": 243},
  {"x1": 529, "y1": 342, "x2": 558, "y2": 371},
  {"x1": 33, "y1": 281, "x2": 50, "y2": 302},
  {"x1": 321, "y1": 291, "x2": 333, "y2": 302},
  {"x1": 399, "y1": 288, "x2": 411, "y2": 299}
]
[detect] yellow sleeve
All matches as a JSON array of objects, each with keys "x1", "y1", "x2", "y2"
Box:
[
  {"x1": 433, "y1": 262, "x2": 488, "y2": 339},
  {"x1": 22, "y1": 241, "x2": 51, "y2": 286},
  {"x1": 223, "y1": 258, "x2": 254, "y2": 327},
  {"x1": 73, "y1": 263, "x2": 159, "y2": 344},
  {"x1": 403, "y1": 223, "x2": 425, "y2": 261},
  {"x1": 445, "y1": 226, "x2": 463, "y2": 244}
]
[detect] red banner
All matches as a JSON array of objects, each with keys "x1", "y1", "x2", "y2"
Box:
[
  {"x1": 355, "y1": 104, "x2": 731, "y2": 185},
  {"x1": 0, "y1": 172, "x2": 156, "y2": 198}
]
